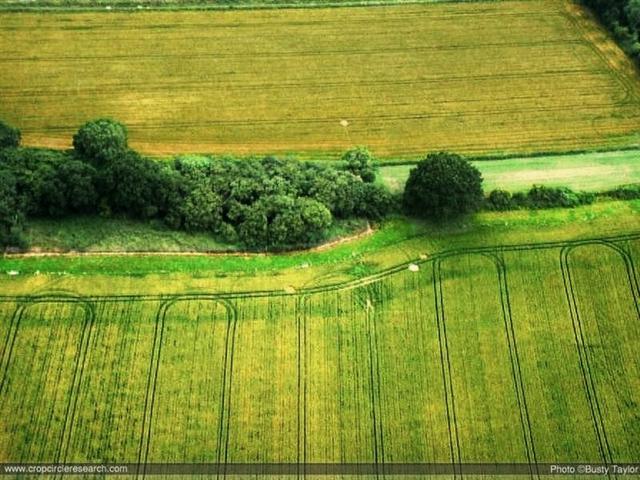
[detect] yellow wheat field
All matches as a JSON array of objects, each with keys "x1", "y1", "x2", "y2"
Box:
[{"x1": 1, "y1": 0, "x2": 640, "y2": 160}]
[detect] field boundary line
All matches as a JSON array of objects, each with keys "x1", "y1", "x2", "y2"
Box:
[
  {"x1": 221, "y1": 300, "x2": 238, "y2": 474},
  {"x1": 0, "y1": 298, "x2": 94, "y2": 464},
  {"x1": 56, "y1": 300, "x2": 96, "y2": 465},
  {"x1": 2, "y1": 233, "x2": 639, "y2": 304},
  {"x1": 558, "y1": 240, "x2": 640, "y2": 472}
]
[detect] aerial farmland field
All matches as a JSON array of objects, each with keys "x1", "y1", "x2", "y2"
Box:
[
  {"x1": 1, "y1": 233, "x2": 639, "y2": 471},
  {"x1": 1, "y1": 0, "x2": 640, "y2": 474},
  {"x1": 1, "y1": 0, "x2": 640, "y2": 159}
]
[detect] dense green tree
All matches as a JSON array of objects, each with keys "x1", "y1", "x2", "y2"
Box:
[
  {"x1": 0, "y1": 121, "x2": 20, "y2": 149},
  {"x1": 341, "y1": 147, "x2": 377, "y2": 183},
  {"x1": 309, "y1": 170, "x2": 361, "y2": 217},
  {"x1": 626, "y1": 0, "x2": 640, "y2": 29},
  {"x1": 0, "y1": 148, "x2": 68, "y2": 216},
  {"x1": 269, "y1": 197, "x2": 331, "y2": 246},
  {"x1": 73, "y1": 119, "x2": 128, "y2": 166},
  {"x1": 57, "y1": 160, "x2": 98, "y2": 213},
  {"x1": 97, "y1": 151, "x2": 164, "y2": 218},
  {"x1": 352, "y1": 182, "x2": 395, "y2": 220},
  {"x1": 403, "y1": 152, "x2": 483, "y2": 219},
  {"x1": 238, "y1": 203, "x2": 269, "y2": 247},
  {"x1": 297, "y1": 198, "x2": 332, "y2": 238},
  {"x1": 0, "y1": 169, "x2": 26, "y2": 249},
  {"x1": 179, "y1": 181, "x2": 223, "y2": 232}
]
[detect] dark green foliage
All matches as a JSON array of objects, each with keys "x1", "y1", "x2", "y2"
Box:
[
  {"x1": 56, "y1": 160, "x2": 98, "y2": 213},
  {"x1": 167, "y1": 159, "x2": 224, "y2": 232},
  {"x1": 308, "y1": 170, "x2": 360, "y2": 217},
  {"x1": 96, "y1": 151, "x2": 166, "y2": 219},
  {"x1": 0, "y1": 120, "x2": 399, "y2": 249},
  {"x1": 581, "y1": 0, "x2": 640, "y2": 63},
  {"x1": 605, "y1": 183, "x2": 640, "y2": 199},
  {"x1": 485, "y1": 186, "x2": 596, "y2": 211},
  {"x1": 238, "y1": 195, "x2": 332, "y2": 248},
  {"x1": 0, "y1": 169, "x2": 26, "y2": 249},
  {"x1": 0, "y1": 148, "x2": 77, "y2": 217},
  {"x1": 511, "y1": 192, "x2": 528, "y2": 208},
  {"x1": 341, "y1": 147, "x2": 377, "y2": 183},
  {"x1": 486, "y1": 189, "x2": 513, "y2": 211},
  {"x1": 73, "y1": 118, "x2": 128, "y2": 166},
  {"x1": 403, "y1": 152, "x2": 484, "y2": 219},
  {"x1": 526, "y1": 185, "x2": 594, "y2": 209},
  {"x1": 0, "y1": 120, "x2": 20, "y2": 149},
  {"x1": 352, "y1": 183, "x2": 396, "y2": 220},
  {"x1": 167, "y1": 153, "x2": 391, "y2": 246}
]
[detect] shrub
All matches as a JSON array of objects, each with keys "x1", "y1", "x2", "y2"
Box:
[
  {"x1": 0, "y1": 120, "x2": 20, "y2": 149},
  {"x1": 486, "y1": 189, "x2": 513, "y2": 211},
  {"x1": 73, "y1": 119, "x2": 128, "y2": 166},
  {"x1": 526, "y1": 185, "x2": 594, "y2": 209},
  {"x1": 605, "y1": 183, "x2": 640, "y2": 200},
  {"x1": 0, "y1": 148, "x2": 69, "y2": 217},
  {"x1": 403, "y1": 152, "x2": 484, "y2": 219},
  {"x1": 180, "y1": 184, "x2": 224, "y2": 232},
  {"x1": 511, "y1": 191, "x2": 528, "y2": 208}
]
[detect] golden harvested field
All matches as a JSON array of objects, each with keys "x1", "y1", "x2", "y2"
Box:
[{"x1": 2, "y1": 0, "x2": 640, "y2": 159}]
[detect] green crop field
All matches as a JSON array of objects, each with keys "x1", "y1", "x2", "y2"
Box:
[
  {"x1": 1, "y1": 233, "x2": 639, "y2": 470},
  {"x1": 2, "y1": 0, "x2": 640, "y2": 160}
]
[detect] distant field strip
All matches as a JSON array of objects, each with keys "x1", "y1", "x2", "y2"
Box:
[
  {"x1": 0, "y1": 0, "x2": 483, "y2": 8},
  {"x1": 2, "y1": 0, "x2": 640, "y2": 159},
  {"x1": 380, "y1": 149, "x2": 640, "y2": 193},
  {"x1": 1, "y1": 233, "x2": 639, "y2": 466}
]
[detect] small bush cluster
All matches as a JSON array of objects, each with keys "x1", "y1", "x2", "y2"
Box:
[
  {"x1": 0, "y1": 119, "x2": 393, "y2": 250},
  {"x1": 604, "y1": 183, "x2": 640, "y2": 200},
  {"x1": 485, "y1": 185, "x2": 596, "y2": 211}
]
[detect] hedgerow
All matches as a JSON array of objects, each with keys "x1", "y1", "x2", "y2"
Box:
[{"x1": 0, "y1": 119, "x2": 393, "y2": 250}]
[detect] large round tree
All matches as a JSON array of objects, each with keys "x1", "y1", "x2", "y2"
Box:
[
  {"x1": 73, "y1": 118, "x2": 128, "y2": 166},
  {"x1": 403, "y1": 152, "x2": 483, "y2": 219}
]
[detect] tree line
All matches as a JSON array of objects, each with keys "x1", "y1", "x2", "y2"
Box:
[
  {"x1": 3, "y1": 118, "x2": 635, "y2": 251},
  {"x1": 0, "y1": 119, "x2": 393, "y2": 249}
]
